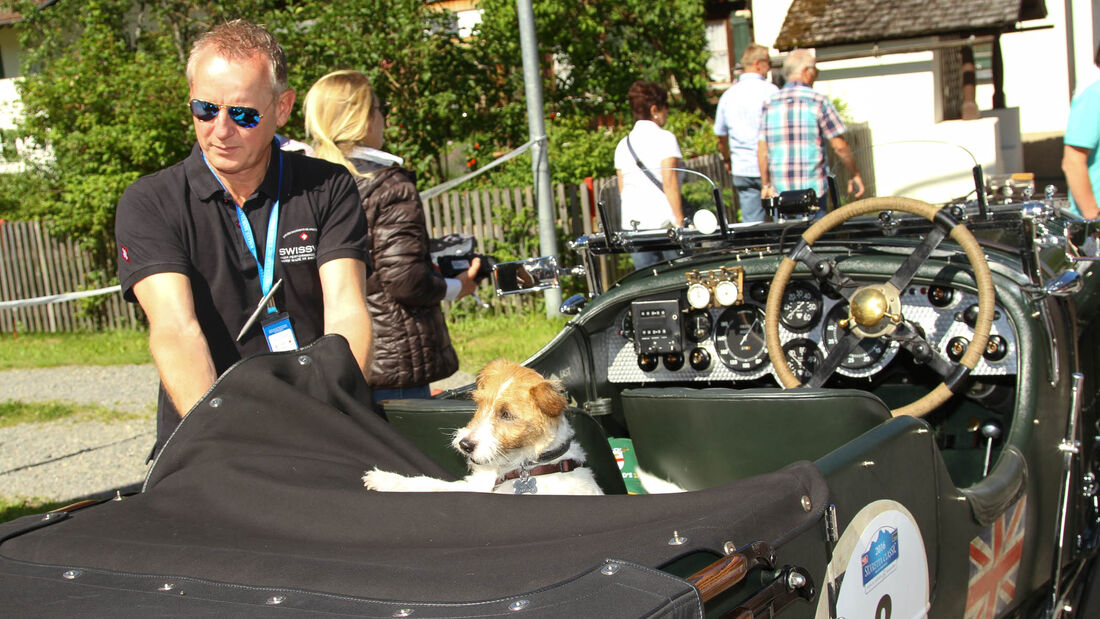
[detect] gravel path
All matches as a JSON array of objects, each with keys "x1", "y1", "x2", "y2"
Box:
[{"x1": 0, "y1": 364, "x2": 473, "y2": 504}]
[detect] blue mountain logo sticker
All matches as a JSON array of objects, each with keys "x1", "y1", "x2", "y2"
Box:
[{"x1": 861, "y1": 526, "x2": 899, "y2": 590}]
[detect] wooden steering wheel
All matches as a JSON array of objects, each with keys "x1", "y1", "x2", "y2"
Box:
[{"x1": 764, "y1": 197, "x2": 995, "y2": 417}]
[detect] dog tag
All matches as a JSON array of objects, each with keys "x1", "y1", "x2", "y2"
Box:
[{"x1": 513, "y1": 469, "x2": 538, "y2": 494}]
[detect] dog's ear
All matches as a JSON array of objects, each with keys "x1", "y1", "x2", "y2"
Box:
[{"x1": 530, "y1": 379, "x2": 567, "y2": 417}]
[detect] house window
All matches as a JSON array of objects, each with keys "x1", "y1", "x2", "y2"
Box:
[
  {"x1": 705, "y1": 20, "x2": 731, "y2": 83},
  {"x1": 971, "y1": 42, "x2": 994, "y2": 85}
]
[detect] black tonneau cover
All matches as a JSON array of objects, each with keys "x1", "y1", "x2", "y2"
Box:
[{"x1": 0, "y1": 336, "x2": 827, "y2": 616}]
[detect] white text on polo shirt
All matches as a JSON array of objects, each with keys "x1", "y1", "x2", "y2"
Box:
[{"x1": 279, "y1": 245, "x2": 316, "y2": 263}]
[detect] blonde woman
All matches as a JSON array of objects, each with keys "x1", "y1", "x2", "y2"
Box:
[{"x1": 304, "y1": 70, "x2": 479, "y2": 403}]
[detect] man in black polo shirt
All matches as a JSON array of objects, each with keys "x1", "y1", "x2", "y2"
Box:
[{"x1": 116, "y1": 19, "x2": 372, "y2": 454}]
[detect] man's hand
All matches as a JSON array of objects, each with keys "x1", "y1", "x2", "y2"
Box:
[
  {"x1": 455, "y1": 256, "x2": 482, "y2": 300},
  {"x1": 762, "y1": 184, "x2": 778, "y2": 199},
  {"x1": 848, "y1": 173, "x2": 865, "y2": 198}
]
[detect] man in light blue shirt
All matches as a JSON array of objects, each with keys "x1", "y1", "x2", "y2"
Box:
[
  {"x1": 1063, "y1": 45, "x2": 1100, "y2": 219},
  {"x1": 714, "y1": 44, "x2": 777, "y2": 223}
]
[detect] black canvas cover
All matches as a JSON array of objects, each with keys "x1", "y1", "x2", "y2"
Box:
[{"x1": 0, "y1": 336, "x2": 828, "y2": 614}]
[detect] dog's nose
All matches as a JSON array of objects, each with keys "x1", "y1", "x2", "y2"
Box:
[{"x1": 458, "y1": 438, "x2": 476, "y2": 454}]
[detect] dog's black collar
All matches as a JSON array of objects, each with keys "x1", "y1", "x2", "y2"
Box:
[{"x1": 532, "y1": 439, "x2": 571, "y2": 465}]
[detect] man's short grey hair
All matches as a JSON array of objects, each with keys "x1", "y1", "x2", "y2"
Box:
[
  {"x1": 783, "y1": 49, "x2": 816, "y2": 81},
  {"x1": 740, "y1": 44, "x2": 771, "y2": 69},
  {"x1": 186, "y1": 19, "x2": 289, "y2": 94}
]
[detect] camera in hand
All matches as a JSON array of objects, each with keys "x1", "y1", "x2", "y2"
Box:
[{"x1": 430, "y1": 233, "x2": 496, "y2": 282}]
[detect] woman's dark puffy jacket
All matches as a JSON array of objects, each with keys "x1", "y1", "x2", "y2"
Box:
[{"x1": 352, "y1": 158, "x2": 458, "y2": 389}]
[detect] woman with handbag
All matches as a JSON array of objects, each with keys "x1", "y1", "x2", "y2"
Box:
[{"x1": 613, "y1": 80, "x2": 685, "y2": 269}]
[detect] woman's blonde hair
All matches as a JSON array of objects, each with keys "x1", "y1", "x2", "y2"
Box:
[{"x1": 304, "y1": 69, "x2": 377, "y2": 177}]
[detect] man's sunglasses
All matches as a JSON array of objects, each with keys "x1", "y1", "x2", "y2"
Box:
[
  {"x1": 374, "y1": 99, "x2": 391, "y2": 118},
  {"x1": 189, "y1": 99, "x2": 264, "y2": 129}
]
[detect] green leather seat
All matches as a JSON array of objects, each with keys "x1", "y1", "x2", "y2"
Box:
[
  {"x1": 381, "y1": 398, "x2": 628, "y2": 494},
  {"x1": 621, "y1": 387, "x2": 892, "y2": 490}
]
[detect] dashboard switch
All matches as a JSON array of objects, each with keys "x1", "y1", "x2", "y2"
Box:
[
  {"x1": 689, "y1": 347, "x2": 711, "y2": 371},
  {"x1": 946, "y1": 336, "x2": 969, "y2": 362},
  {"x1": 984, "y1": 335, "x2": 1008, "y2": 361},
  {"x1": 637, "y1": 353, "x2": 659, "y2": 372}
]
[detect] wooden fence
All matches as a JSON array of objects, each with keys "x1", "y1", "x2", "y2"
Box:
[
  {"x1": 0, "y1": 127, "x2": 875, "y2": 333},
  {"x1": 0, "y1": 220, "x2": 141, "y2": 333}
]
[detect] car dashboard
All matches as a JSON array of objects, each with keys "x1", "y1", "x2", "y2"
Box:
[{"x1": 603, "y1": 275, "x2": 1017, "y2": 387}]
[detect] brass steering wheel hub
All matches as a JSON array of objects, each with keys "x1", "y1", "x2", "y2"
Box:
[{"x1": 844, "y1": 284, "x2": 902, "y2": 338}]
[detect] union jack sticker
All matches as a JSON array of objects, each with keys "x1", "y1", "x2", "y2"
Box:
[{"x1": 965, "y1": 494, "x2": 1027, "y2": 618}]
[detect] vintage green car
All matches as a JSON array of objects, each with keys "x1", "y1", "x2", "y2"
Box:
[{"x1": 1, "y1": 161, "x2": 1098, "y2": 618}]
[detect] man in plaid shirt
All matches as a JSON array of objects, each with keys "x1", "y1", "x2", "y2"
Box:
[{"x1": 758, "y1": 49, "x2": 864, "y2": 212}]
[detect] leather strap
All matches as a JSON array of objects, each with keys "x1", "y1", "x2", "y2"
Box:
[
  {"x1": 496, "y1": 459, "x2": 583, "y2": 485},
  {"x1": 626, "y1": 134, "x2": 664, "y2": 191}
]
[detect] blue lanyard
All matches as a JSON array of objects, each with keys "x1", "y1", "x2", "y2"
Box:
[{"x1": 203, "y1": 150, "x2": 283, "y2": 314}]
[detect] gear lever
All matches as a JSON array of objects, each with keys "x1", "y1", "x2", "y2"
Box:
[{"x1": 980, "y1": 420, "x2": 1002, "y2": 477}]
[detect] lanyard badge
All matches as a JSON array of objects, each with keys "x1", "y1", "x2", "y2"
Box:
[
  {"x1": 261, "y1": 311, "x2": 299, "y2": 352},
  {"x1": 207, "y1": 149, "x2": 297, "y2": 351}
]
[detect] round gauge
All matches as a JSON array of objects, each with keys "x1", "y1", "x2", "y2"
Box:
[
  {"x1": 685, "y1": 310, "x2": 713, "y2": 343},
  {"x1": 822, "y1": 303, "x2": 890, "y2": 370},
  {"x1": 686, "y1": 283, "x2": 711, "y2": 309},
  {"x1": 780, "y1": 281, "x2": 824, "y2": 332},
  {"x1": 713, "y1": 305, "x2": 768, "y2": 372},
  {"x1": 714, "y1": 280, "x2": 740, "y2": 306},
  {"x1": 782, "y1": 338, "x2": 824, "y2": 384}
]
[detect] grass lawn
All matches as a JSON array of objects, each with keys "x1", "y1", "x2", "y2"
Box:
[
  {"x1": 0, "y1": 400, "x2": 143, "y2": 428},
  {"x1": 0, "y1": 497, "x2": 71, "y2": 524},
  {"x1": 447, "y1": 311, "x2": 569, "y2": 374},
  {"x1": 0, "y1": 329, "x2": 151, "y2": 369}
]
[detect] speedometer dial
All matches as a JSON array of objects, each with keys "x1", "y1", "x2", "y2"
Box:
[
  {"x1": 714, "y1": 305, "x2": 767, "y2": 372},
  {"x1": 822, "y1": 303, "x2": 889, "y2": 370},
  {"x1": 780, "y1": 281, "x2": 823, "y2": 332}
]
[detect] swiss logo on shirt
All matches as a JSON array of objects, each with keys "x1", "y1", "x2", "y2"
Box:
[{"x1": 280, "y1": 227, "x2": 318, "y2": 264}]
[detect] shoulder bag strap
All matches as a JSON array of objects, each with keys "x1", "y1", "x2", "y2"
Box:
[{"x1": 626, "y1": 134, "x2": 664, "y2": 191}]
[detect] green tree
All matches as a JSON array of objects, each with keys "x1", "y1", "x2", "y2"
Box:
[
  {"x1": 11, "y1": 0, "x2": 203, "y2": 292},
  {"x1": 472, "y1": 0, "x2": 712, "y2": 148},
  {"x1": 268, "y1": 0, "x2": 488, "y2": 183}
]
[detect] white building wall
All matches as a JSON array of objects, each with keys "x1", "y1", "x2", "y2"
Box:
[
  {"x1": 0, "y1": 78, "x2": 21, "y2": 130},
  {"x1": 747, "y1": 0, "x2": 1093, "y2": 185},
  {"x1": 986, "y1": 0, "x2": 1075, "y2": 135},
  {"x1": 751, "y1": 0, "x2": 794, "y2": 55},
  {"x1": 812, "y1": 52, "x2": 938, "y2": 135}
]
